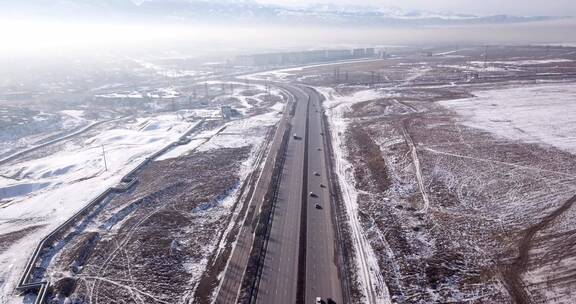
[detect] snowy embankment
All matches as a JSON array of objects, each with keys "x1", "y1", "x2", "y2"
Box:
[
  {"x1": 0, "y1": 114, "x2": 193, "y2": 303},
  {"x1": 316, "y1": 86, "x2": 392, "y2": 304},
  {"x1": 440, "y1": 83, "x2": 576, "y2": 155}
]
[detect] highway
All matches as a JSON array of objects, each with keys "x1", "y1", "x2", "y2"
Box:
[
  {"x1": 214, "y1": 82, "x2": 345, "y2": 304},
  {"x1": 255, "y1": 85, "x2": 307, "y2": 303},
  {"x1": 302, "y1": 86, "x2": 343, "y2": 304},
  {"x1": 255, "y1": 84, "x2": 343, "y2": 304}
]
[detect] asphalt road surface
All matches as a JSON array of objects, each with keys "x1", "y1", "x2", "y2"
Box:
[
  {"x1": 256, "y1": 84, "x2": 343, "y2": 304},
  {"x1": 255, "y1": 85, "x2": 307, "y2": 303},
  {"x1": 303, "y1": 86, "x2": 343, "y2": 304}
]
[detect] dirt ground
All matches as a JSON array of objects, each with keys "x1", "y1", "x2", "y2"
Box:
[{"x1": 45, "y1": 146, "x2": 250, "y2": 303}]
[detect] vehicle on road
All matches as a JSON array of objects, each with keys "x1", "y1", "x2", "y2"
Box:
[
  {"x1": 317, "y1": 148, "x2": 322, "y2": 151},
  {"x1": 320, "y1": 184, "x2": 326, "y2": 188},
  {"x1": 316, "y1": 297, "x2": 323, "y2": 304},
  {"x1": 314, "y1": 172, "x2": 320, "y2": 176},
  {"x1": 309, "y1": 192, "x2": 318, "y2": 197},
  {"x1": 293, "y1": 133, "x2": 300, "y2": 140},
  {"x1": 315, "y1": 204, "x2": 322, "y2": 209}
]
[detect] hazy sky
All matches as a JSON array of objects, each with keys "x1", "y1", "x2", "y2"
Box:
[{"x1": 257, "y1": 0, "x2": 576, "y2": 16}]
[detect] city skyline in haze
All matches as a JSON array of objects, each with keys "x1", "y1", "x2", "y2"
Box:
[{"x1": 255, "y1": 0, "x2": 576, "y2": 16}]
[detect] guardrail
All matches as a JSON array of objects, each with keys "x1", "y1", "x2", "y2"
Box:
[
  {"x1": 15, "y1": 119, "x2": 205, "y2": 304},
  {"x1": 16, "y1": 187, "x2": 114, "y2": 303}
]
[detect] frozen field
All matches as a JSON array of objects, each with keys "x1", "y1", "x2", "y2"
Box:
[{"x1": 441, "y1": 83, "x2": 576, "y2": 154}]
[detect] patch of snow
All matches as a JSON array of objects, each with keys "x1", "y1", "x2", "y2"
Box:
[
  {"x1": 440, "y1": 83, "x2": 576, "y2": 154},
  {"x1": 439, "y1": 64, "x2": 509, "y2": 72},
  {"x1": 198, "y1": 110, "x2": 282, "y2": 152},
  {"x1": 95, "y1": 87, "x2": 180, "y2": 99},
  {"x1": 182, "y1": 109, "x2": 222, "y2": 119},
  {"x1": 244, "y1": 58, "x2": 385, "y2": 82},
  {"x1": 60, "y1": 110, "x2": 85, "y2": 120},
  {"x1": 471, "y1": 59, "x2": 573, "y2": 66},
  {"x1": 95, "y1": 91, "x2": 144, "y2": 99},
  {"x1": 133, "y1": 59, "x2": 210, "y2": 78}
]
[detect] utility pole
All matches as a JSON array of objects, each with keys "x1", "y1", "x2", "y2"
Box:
[
  {"x1": 483, "y1": 45, "x2": 489, "y2": 69},
  {"x1": 101, "y1": 144, "x2": 108, "y2": 172},
  {"x1": 204, "y1": 82, "x2": 209, "y2": 97}
]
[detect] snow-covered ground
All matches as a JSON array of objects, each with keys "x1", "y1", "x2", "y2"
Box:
[
  {"x1": 0, "y1": 110, "x2": 90, "y2": 157},
  {"x1": 198, "y1": 111, "x2": 282, "y2": 152},
  {"x1": 0, "y1": 114, "x2": 193, "y2": 302},
  {"x1": 470, "y1": 59, "x2": 573, "y2": 66},
  {"x1": 440, "y1": 83, "x2": 576, "y2": 154},
  {"x1": 317, "y1": 86, "x2": 392, "y2": 304},
  {"x1": 438, "y1": 58, "x2": 574, "y2": 73},
  {"x1": 95, "y1": 87, "x2": 180, "y2": 99},
  {"x1": 244, "y1": 58, "x2": 384, "y2": 82},
  {"x1": 133, "y1": 59, "x2": 213, "y2": 79}
]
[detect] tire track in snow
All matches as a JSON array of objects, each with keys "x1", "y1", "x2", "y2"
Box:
[
  {"x1": 400, "y1": 120, "x2": 431, "y2": 214},
  {"x1": 502, "y1": 194, "x2": 576, "y2": 304}
]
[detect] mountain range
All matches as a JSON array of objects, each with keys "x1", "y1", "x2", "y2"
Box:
[{"x1": 2, "y1": 0, "x2": 569, "y2": 26}]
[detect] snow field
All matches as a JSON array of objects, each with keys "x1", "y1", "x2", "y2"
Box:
[{"x1": 440, "y1": 83, "x2": 576, "y2": 155}]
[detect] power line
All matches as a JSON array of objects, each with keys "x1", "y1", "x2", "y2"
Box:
[{"x1": 101, "y1": 144, "x2": 108, "y2": 172}]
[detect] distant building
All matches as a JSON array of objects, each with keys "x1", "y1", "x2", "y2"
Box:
[
  {"x1": 221, "y1": 105, "x2": 233, "y2": 120},
  {"x1": 235, "y1": 55, "x2": 257, "y2": 66},
  {"x1": 365, "y1": 48, "x2": 375, "y2": 57},
  {"x1": 325, "y1": 49, "x2": 352, "y2": 60},
  {"x1": 282, "y1": 52, "x2": 303, "y2": 64},
  {"x1": 302, "y1": 50, "x2": 326, "y2": 63},
  {"x1": 352, "y1": 48, "x2": 366, "y2": 58}
]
